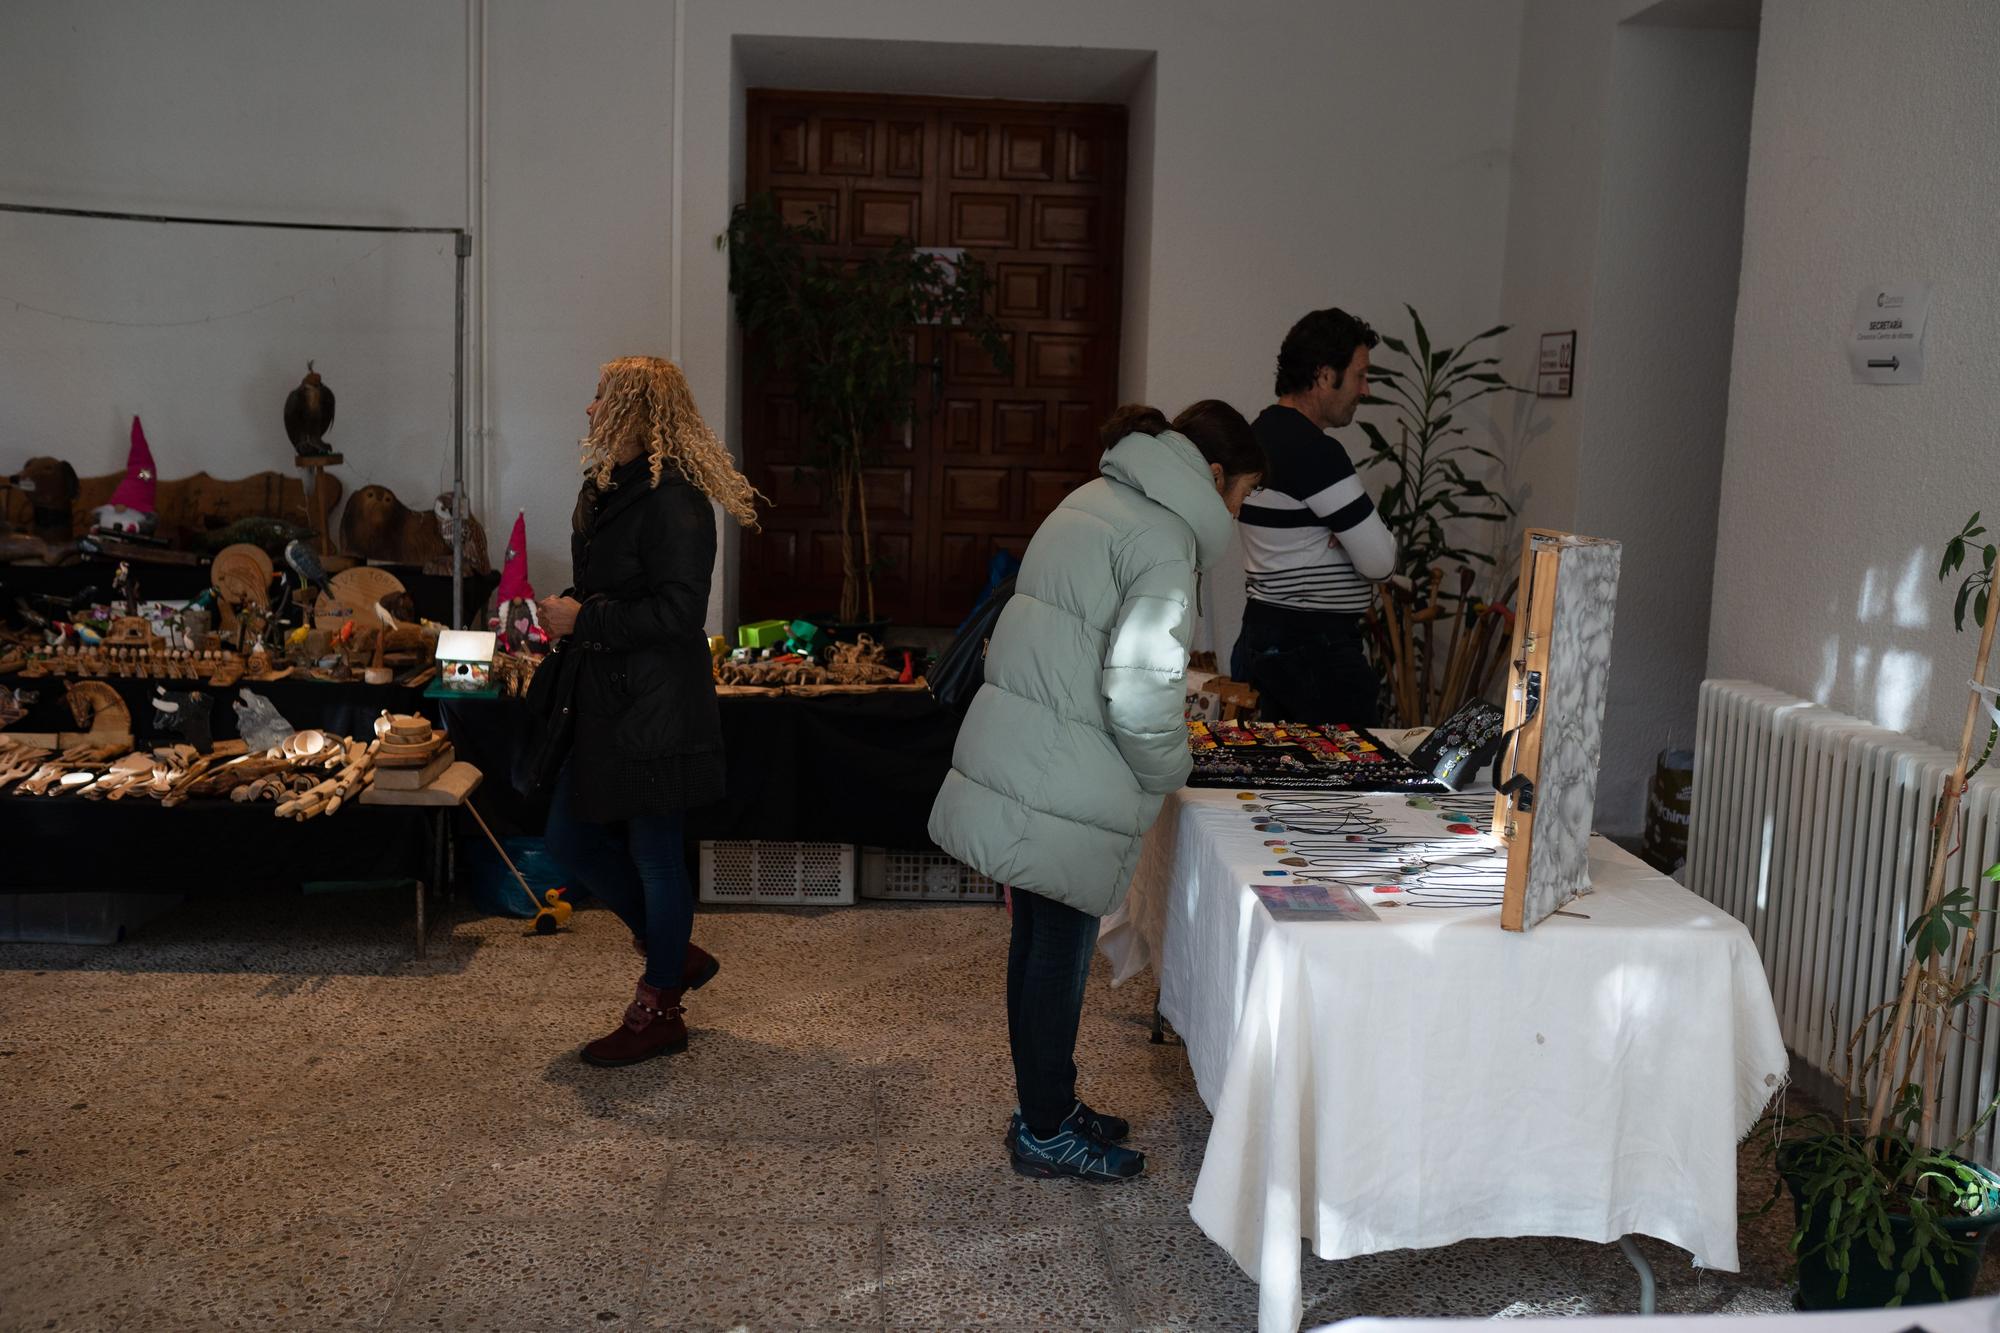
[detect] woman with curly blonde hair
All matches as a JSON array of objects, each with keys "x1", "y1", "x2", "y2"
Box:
[{"x1": 538, "y1": 356, "x2": 762, "y2": 1066}]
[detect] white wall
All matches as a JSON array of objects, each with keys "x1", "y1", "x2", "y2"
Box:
[
  {"x1": 1492, "y1": 0, "x2": 1640, "y2": 543},
  {"x1": 1493, "y1": 0, "x2": 1757, "y2": 835},
  {"x1": 1575, "y1": 24, "x2": 1758, "y2": 833},
  {"x1": 0, "y1": 0, "x2": 467, "y2": 547},
  {"x1": 3, "y1": 0, "x2": 1525, "y2": 629},
  {"x1": 1707, "y1": 0, "x2": 2000, "y2": 753},
  {"x1": 480, "y1": 0, "x2": 678, "y2": 595}
]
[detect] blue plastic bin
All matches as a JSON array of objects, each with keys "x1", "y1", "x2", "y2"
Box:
[{"x1": 461, "y1": 835, "x2": 566, "y2": 918}]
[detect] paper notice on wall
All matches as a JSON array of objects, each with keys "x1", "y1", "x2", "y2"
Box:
[{"x1": 1850, "y1": 282, "x2": 1931, "y2": 384}]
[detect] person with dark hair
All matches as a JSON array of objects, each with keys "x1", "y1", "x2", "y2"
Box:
[
  {"x1": 1233, "y1": 307, "x2": 1396, "y2": 724},
  {"x1": 930, "y1": 400, "x2": 1265, "y2": 1182}
]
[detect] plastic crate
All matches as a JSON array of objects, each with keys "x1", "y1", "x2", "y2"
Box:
[
  {"x1": 698, "y1": 840, "x2": 855, "y2": 906},
  {"x1": 859, "y1": 848, "x2": 1001, "y2": 902}
]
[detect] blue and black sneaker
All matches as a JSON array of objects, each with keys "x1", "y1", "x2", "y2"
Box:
[
  {"x1": 1008, "y1": 1112, "x2": 1146, "y2": 1182},
  {"x1": 1004, "y1": 1101, "x2": 1130, "y2": 1147},
  {"x1": 1072, "y1": 1100, "x2": 1130, "y2": 1143}
]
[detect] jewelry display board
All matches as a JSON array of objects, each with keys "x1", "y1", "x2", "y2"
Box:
[
  {"x1": 1493, "y1": 529, "x2": 1622, "y2": 931},
  {"x1": 1187, "y1": 720, "x2": 1446, "y2": 793}
]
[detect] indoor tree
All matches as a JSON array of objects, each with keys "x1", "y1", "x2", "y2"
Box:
[
  {"x1": 1355, "y1": 306, "x2": 1526, "y2": 722},
  {"x1": 721, "y1": 193, "x2": 1011, "y2": 624}
]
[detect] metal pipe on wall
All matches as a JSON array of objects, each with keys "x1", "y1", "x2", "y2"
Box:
[{"x1": 453, "y1": 233, "x2": 471, "y2": 628}]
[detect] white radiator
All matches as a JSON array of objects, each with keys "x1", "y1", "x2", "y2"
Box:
[{"x1": 1688, "y1": 679, "x2": 2000, "y2": 1169}]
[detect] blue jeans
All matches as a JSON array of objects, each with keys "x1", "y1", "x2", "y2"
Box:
[
  {"x1": 1006, "y1": 887, "x2": 1101, "y2": 1136},
  {"x1": 543, "y1": 764, "x2": 692, "y2": 989}
]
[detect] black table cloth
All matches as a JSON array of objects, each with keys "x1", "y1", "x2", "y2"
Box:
[
  {"x1": 1, "y1": 793, "x2": 432, "y2": 893},
  {"x1": 694, "y1": 691, "x2": 961, "y2": 850},
  {"x1": 440, "y1": 689, "x2": 961, "y2": 850}
]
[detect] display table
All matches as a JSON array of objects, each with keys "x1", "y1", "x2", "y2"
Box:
[
  {"x1": 2, "y1": 671, "x2": 431, "y2": 746},
  {"x1": 362, "y1": 760, "x2": 482, "y2": 956},
  {"x1": 1, "y1": 558, "x2": 496, "y2": 629},
  {"x1": 1, "y1": 763, "x2": 478, "y2": 956},
  {"x1": 1323, "y1": 1295, "x2": 2000, "y2": 1333},
  {"x1": 1108, "y1": 786, "x2": 1789, "y2": 1333}
]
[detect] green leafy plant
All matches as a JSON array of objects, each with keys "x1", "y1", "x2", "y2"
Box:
[
  {"x1": 1769, "y1": 1120, "x2": 1995, "y2": 1305},
  {"x1": 1756, "y1": 511, "x2": 2000, "y2": 1306},
  {"x1": 1939, "y1": 510, "x2": 1993, "y2": 633},
  {"x1": 721, "y1": 193, "x2": 1011, "y2": 622},
  {"x1": 1353, "y1": 306, "x2": 1528, "y2": 723},
  {"x1": 1357, "y1": 306, "x2": 1523, "y2": 585}
]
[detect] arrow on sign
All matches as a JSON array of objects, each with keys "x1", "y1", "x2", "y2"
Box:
[{"x1": 1867, "y1": 357, "x2": 1901, "y2": 370}]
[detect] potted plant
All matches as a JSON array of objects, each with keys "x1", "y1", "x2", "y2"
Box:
[
  {"x1": 1760, "y1": 509, "x2": 2000, "y2": 1309},
  {"x1": 722, "y1": 193, "x2": 1011, "y2": 635},
  {"x1": 1355, "y1": 306, "x2": 1527, "y2": 723}
]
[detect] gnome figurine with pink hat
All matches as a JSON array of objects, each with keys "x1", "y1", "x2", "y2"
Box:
[
  {"x1": 489, "y1": 511, "x2": 549, "y2": 654},
  {"x1": 93, "y1": 417, "x2": 160, "y2": 536}
]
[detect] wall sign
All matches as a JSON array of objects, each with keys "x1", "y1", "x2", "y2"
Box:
[
  {"x1": 1850, "y1": 282, "x2": 1931, "y2": 385},
  {"x1": 1536, "y1": 331, "x2": 1575, "y2": 398}
]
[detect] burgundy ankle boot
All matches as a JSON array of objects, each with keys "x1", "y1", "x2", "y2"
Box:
[
  {"x1": 581, "y1": 980, "x2": 688, "y2": 1067},
  {"x1": 627, "y1": 937, "x2": 723, "y2": 991},
  {"x1": 682, "y1": 942, "x2": 721, "y2": 990}
]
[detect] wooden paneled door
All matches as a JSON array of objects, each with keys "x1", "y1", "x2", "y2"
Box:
[{"x1": 740, "y1": 90, "x2": 1126, "y2": 628}]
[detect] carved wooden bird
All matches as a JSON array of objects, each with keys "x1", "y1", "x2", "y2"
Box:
[{"x1": 284, "y1": 361, "x2": 336, "y2": 455}]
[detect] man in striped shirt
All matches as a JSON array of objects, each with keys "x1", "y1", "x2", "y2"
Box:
[{"x1": 1231, "y1": 307, "x2": 1396, "y2": 724}]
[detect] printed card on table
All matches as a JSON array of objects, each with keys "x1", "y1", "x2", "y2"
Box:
[{"x1": 1252, "y1": 880, "x2": 1379, "y2": 922}]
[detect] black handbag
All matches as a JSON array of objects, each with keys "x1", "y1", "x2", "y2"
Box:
[
  {"x1": 928, "y1": 577, "x2": 1015, "y2": 714},
  {"x1": 514, "y1": 637, "x2": 581, "y2": 799}
]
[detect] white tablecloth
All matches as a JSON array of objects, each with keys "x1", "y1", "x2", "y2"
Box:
[
  {"x1": 1103, "y1": 787, "x2": 1789, "y2": 1333},
  {"x1": 1324, "y1": 1294, "x2": 1999, "y2": 1333}
]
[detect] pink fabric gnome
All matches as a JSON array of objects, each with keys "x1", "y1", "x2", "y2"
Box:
[
  {"x1": 490, "y1": 511, "x2": 548, "y2": 653},
  {"x1": 93, "y1": 416, "x2": 160, "y2": 535}
]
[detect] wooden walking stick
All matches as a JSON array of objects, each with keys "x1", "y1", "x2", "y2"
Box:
[
  {"x1": 1376, "y1": 587, "x2": 1405, "y2": 723},
  {"x1": 1397, "y1": 585, "x2": 1423, "y2": 724},
  {"x1": 1866, "y1": 581, "x2": 1999, "y2": 1138},
  {"x1": 1413, "y1": 567, "x2": 1445, "y2": 723},
  {"x1": 465, "y1": 800, "x2": 539, "y2": 907},
  {"x1": 1436, "y1": 566, "x2": 1475, "y2": 715},
  {"x1": 1464, "y1": 574, "x2": 1521, "y2": 704}
]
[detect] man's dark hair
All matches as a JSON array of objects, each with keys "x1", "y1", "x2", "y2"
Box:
[{"x1": 1274, "y1": 308, "x2": 1379, "y2": 397}]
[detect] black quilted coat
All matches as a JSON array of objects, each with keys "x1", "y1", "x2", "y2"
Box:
[{"x1": 564, "y1": 456, "x2": 724, "y2": 821}]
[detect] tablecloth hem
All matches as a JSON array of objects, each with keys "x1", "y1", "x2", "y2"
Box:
[
  {"x1": 1735, "y1": 1066, "x2": 1789, "y2": 1142},
  {"x1": 1192, "y1": 1206, "x2": 1747, "y2": 1294}
]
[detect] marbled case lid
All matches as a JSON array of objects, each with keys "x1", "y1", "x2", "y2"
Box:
[{"x1": 1520, "y1": 534, "x2": 1622, "y2": 928}]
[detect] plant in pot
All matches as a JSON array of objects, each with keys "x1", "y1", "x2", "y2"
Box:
[
  {"x1": 1355, "y1": 306, "x2": 1527, "y2": 724},
  {"x1": 1760, "y1": 509, "x2": 2000, "y2": 1309},
  {"x1": 722, "y1": 192, "x2": 1012, "y2": 639}
]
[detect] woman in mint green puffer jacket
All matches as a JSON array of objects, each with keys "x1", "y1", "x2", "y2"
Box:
[{"x1": 929, "y1": 401, "x2": 1265, "y2": 1182}]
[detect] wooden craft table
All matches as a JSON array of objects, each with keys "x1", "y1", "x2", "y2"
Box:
[{"x1": 360, "y1": 760, "x2": 481, "y2": 957}]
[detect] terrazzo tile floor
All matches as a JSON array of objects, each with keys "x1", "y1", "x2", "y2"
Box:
[{"x1": 2, "y1": 891, "x2": 1995, "y2": 1331}]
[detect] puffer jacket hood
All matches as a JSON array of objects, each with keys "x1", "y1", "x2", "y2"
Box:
[
  {"x1": 928, "y1": 427, "x2": 1212, "y2": 917},
  {"x1": 1098, "y1": 429, "x2": 1234, "y2": 572}
]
